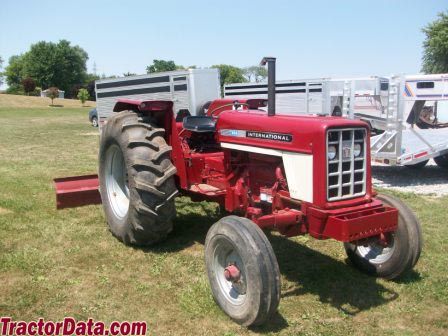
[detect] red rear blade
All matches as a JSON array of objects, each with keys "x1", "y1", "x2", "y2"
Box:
[{"x1": 54, "y1": 174, "x2": 101, "y2": 209}]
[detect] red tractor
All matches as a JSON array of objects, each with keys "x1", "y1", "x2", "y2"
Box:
[{"x1": 55, "y1": 58, "x2": 422, "y2": 326}]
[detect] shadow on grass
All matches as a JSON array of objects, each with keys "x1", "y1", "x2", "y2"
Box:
[
  {"x1": 143, "y1": 199, "x2": 220, "y2": 253},
  {"x1": 267, "y1": 233, "x2": 399, "y2": 315},
  {"x1": 138, "y1": 198, "x2": 404, "y2": 331},
  {"x1": 392, "y1": 269, "x2": 423, "y2": 284}
]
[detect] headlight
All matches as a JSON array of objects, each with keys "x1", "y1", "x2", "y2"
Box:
[
  {"x1": 354, "y1": 143, "x2": 362, "y2": 157},
  {"x1": 328, "y1": 145, "x2": 337, "y2": 160}
]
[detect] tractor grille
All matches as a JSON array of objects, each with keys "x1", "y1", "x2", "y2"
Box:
[{"x1": 327, "y1": 128, "x2": 367, "y2": 201}]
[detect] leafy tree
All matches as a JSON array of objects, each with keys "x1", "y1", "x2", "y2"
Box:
[
  {"x1": 69, "y1": 84, "x2": 84, "y2": 99},
  {"x1": 6, "y1": 40, "x2": 88, "y2": 93},
  {"x1": 46, "y1": 87, "x2": 59, "y2": 106},
  {"x1": 146, "y1": 60, "x2": 183, "y2": 73},
  {"x1": 5, "y1": 84, "x2": 24, "y2": 95},
  {"x1": 87, "y1": 80, "x2": 96, "y2": 101},
  {"x1": 101, "y1": 73, "x2": 117, "y2": 79},
  {"x1": 77, "y1": 88, "x2": 89, "y2": 106},
  {"x1": 123, "y1": 72, "x2": 137, "y2": 77},
  {"x1": 0, "y1": 56, "x2": 3, "y2": 86},
  {"x1": 211, "y1": 64, "x2": 247, "y2": 88},
  {"x1": 422, "y1": 12, "x2": 448, "y2": 73},
  {"x1": 85, "y1": 72, "x2": 100, "y2": 83},
  {"x1": 83, "y1": 73, "x2": 100, "y2": 101},
  {"x1": 4, "y1": 55, "x2": 25, "y2": 86},
  {"x1": 21, "y1": 77, "x2": 36, "y2": 95},
  {"x1": 244, "y1": 66, "x2": 268, "y2": 82}
]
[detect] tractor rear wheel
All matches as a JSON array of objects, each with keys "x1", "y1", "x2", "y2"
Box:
[
  {"x1": 344, "y1": 194, "x2": 422, "y2": 280},
  {"x1": 434, "y1": 153, "x2": 448, "y2": 169},
  {"x1": 205, "y1": 216, "x2": 280, "y2": 326},
  {"x1": 99, "y1": 111, "x2": 178, "y2": 246}
]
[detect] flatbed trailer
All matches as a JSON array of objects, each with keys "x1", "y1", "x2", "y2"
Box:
[{"x1": 364, "y1": 74, "x2": 448, "y2": 167}]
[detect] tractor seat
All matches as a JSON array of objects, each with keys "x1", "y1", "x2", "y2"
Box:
[{"x1": 183, "y1": 116, "x2": 216, "y2": 133}]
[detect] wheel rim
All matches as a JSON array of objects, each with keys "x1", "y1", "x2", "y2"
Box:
[
  {"x1": 105, "y1": 144, "x2": 129, "y2": 219},
  {"x1": 213, "y1": 237, "x2": 247, "y2": 305},
  {"x1": 92, "y1": 118, "x2": 98, "y2": 127},
  {"x1": 357, "y1": 235, "x2": 395, "y2": 264}
]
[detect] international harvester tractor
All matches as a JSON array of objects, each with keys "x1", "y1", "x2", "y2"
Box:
[{"x1": 55, "y1": 58, "x2": 422, "y2": 326}]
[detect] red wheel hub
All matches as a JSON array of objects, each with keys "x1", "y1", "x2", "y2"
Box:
[{"x1": 224, "y1": 264, "x2": 240, "y2": 282}]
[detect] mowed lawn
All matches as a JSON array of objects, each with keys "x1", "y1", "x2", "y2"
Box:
[{"x1": 0, "y1": 101, "x2": 447, "y2": 335}]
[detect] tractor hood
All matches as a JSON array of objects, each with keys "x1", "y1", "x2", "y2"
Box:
[
  {"x1": 217, "y1": 110, "x2": 368, "y2": 154},
  {"x1": 217, "y1": 109, "x2": 372, "y2": 208}
]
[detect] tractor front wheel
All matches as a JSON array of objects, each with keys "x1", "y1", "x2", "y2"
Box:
[
  {"x1": 344, "y1": 194, "x2": 422, "y2": 280},
  {"x1": 205, "y1": 216, "x2": 280, "y2": 326},
  {"x1": 99, "y1": 111, "x2": 178, "y2": 246}
]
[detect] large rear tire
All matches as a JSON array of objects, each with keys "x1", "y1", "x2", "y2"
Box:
[
  {"x1": 434, "y1": 153, "x2": 448, "y2": 169},
  {"x1": 344, "y1": 194, "x2": 422, "y2": 280},
  {"x1": 99, "y1": 111, "x2": 178, "y2": 246},
  {"x1": 205, "y1": 216, "x2": 281, "y2": 326}
]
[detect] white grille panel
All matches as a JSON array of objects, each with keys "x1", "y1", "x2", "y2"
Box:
[{"x1": 327, "y1": 128, "x2": 367, "y2": 201}]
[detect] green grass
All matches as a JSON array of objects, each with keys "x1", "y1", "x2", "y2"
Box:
[{"x1": 0, "y1": 107, "x2": 447, "y2": 335}]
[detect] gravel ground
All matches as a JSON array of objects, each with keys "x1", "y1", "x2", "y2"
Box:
[{"x1": 372, "y1": 160, "x2": 448, "y2": 196}]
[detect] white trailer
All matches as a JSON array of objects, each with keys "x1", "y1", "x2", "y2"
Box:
[
  {"x1": 95, "y1": 69, "x2": 220, "y2": 126},
  {"x1": 336, "y1": 74, "x2": 448, "y2": 132},
  {"x1": 224, "y1": 79, "x2": 338, "y2": 115},
  {"x1": 225, "y1": 74, "x2": 448, "y2": 168},
  {"x1": 363, "y1": 74, "x2": 448, "y2": 168},
  {"x1": 224, "y1": 77, "x2": 389, "y2": 125}
]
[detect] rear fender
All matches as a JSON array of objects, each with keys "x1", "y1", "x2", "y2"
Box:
[{"x1": 112, "y1": 99, "x2": 188, "y2": 190}]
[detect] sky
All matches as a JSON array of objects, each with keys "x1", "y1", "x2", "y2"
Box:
[{"x1": 0, "y1": 0, "x2": 446, "y2": 86}]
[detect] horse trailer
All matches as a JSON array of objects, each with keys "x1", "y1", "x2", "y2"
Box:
[{"x1": 95, "y1": 69, "x2": 220, "y2": 127}]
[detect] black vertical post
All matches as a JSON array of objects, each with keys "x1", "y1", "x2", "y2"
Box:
[{"x1": 260, "y1": 57, "x2": 276, "y2": 116}]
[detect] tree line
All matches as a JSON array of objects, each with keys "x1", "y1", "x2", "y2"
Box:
[
  {"x1": 0, "y1": 42, "x2": 267, "y2": 101},
  {"x1": 0, "y1": 12, "x2": 447, "y2": 101}
]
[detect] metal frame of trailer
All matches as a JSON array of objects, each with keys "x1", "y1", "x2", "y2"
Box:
[
  {"x1": 363, "y1": 74, "x2": 448, "y2": 166},
  {"x1": 224, "y1": 77, "x2": 389, "y2": 121},
  {"x1": 226, "y1": 74, "x2": 448, "y2": 167}
]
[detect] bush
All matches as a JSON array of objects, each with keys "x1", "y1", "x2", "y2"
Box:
[
  {"x1": 31, "y1": 87, "x2": 42, "y2": 97},
  {"x1": 6, "y1": 84, "x2": 24, "y2": 95},
  {"x1": 46, "y1": 87, "x2": 59, "y2": 106},
  {"x1": 21, "y1": 77, "x2": 36, "y2": 95},
  {"x1": 77, "y1": 88, "x2": 89, "y2": 106},
  {"x1": 68, "y1": 84, "x2": 84, "y2": 99}
]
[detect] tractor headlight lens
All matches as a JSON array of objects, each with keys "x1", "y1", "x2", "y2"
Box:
[
  {"x1": 328, "y1": 145, "x2": 337, "y2": 160},
  {"x1": 354, "y1": 143, "x2": 362, "y2": 157}
]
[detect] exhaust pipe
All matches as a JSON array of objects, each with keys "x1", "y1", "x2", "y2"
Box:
[{"x1": 260, "y1": 57, "x2": 276, "y2": 116}]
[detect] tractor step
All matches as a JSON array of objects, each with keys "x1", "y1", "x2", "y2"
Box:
[
  {"x1": 189, "y1": 183, "x2": 225, "y2": 196},
  {"x1": 54, "y1": 174, "x2": 101, "y2": 209}
]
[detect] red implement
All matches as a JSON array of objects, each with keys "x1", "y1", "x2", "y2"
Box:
[{"x1": 54, "y1": 174, "x2": 101, "y2": 209}]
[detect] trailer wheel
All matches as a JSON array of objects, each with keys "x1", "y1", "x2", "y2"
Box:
[
  {"x1": 344, "y1": 194, "x2": 422, "y2": 280},
  {"x1": 205, "y1": 216, "x2": 280, "y2": 326},
  {"x1": 332, "y1": 106, "x2": 342, "y2": 117},
  {"x1": 99, "y1": 111, "x2": 178, "y2": 246},
  {"x1": 198, "y1": 101, "x2": 212, "y2": 116},
  {"x1": 434, "y1": 153, "x2": 448, "y2": 169},
  {"x1": 404, "y1": 160, "x2": 428, "y2": 169}
]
